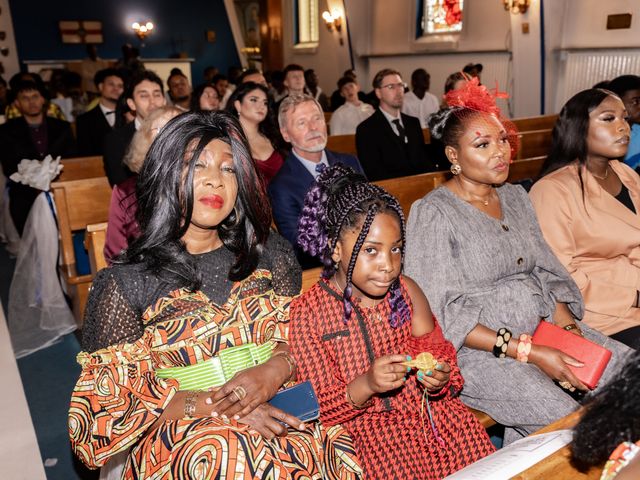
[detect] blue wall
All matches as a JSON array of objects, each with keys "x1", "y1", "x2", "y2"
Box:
[{"x1": 9, "y1": 0, "x2": 240, "y2": 83}]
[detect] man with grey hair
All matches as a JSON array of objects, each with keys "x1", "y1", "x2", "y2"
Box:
[{"x1": 269, "y1": 94, "x2": 365, "y2": 267}]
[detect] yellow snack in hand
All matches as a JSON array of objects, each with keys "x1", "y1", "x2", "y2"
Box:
[{"x1": 401, "y1": 352, "x2": 437, "y2": 371}]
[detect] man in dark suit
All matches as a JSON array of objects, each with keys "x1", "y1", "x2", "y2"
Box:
[
  {"x1": 0, "y1": 80, "x2": 76, "y2": 234},
  {"x1": 102, "y1": 70, "x2": 166, "y2": 186},
  {"x1": 76, "y1": 68, "x2": 124, "y2": 156},
  {"x1": 269, "y1": 94, "x2": 365, "y2": 268},
  {"x1": 356, "y1": 68, "x2": 440, "y2": 181}
]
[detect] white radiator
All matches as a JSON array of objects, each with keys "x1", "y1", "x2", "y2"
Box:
[{"x1": 554, "y1": 49, "x2": 640, "y2": 112}]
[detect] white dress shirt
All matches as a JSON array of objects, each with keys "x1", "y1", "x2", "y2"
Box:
[
  {"x1": 292, "y1": 149, "x2": 329, "y2": 178},
  {"x1": 99, "y1": 103, "x2": 116, "y2": 128},
  {"x1": 329, "y1": 101, "x2": 374, "y2": 136},
  {"x1": 401, "y1": 90, "x2": 440, "y2": 128}
]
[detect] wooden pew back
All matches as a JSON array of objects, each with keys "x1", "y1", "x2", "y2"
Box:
[
  {"x1": 512, "y1": 114, "x2": 558, "y2": 133},
  {"x1": 85, "y1": 222, "x2": 108, "y2": 275},
  {"x1": 517, "y1": 130, "x2": 553, "y2": 160},
  {"x1": 326, "y1": 134, "x2": 357, "y2": 156},
  {"x1": 51, "y1": 176, "x2": 112, "y2": 323},
  {"x1": 56, "y1": 156, "x2": 105, "y2": 183},
  {"x1": 374, "y1": 171, "x2": 449, "y2": 216}
]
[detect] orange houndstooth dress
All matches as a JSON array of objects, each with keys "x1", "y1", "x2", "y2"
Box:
[{"x1": 290, "y1": 276, "x2": 495, "y2": 480}]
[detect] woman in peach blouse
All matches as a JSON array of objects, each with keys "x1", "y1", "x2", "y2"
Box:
[{"x1": 530, "y1": 88, "x2": 640, "y2": 349}]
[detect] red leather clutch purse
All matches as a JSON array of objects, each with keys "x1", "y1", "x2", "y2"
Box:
[{"x1": 531, "y1": 321, "x2": 612, "y2": 389}]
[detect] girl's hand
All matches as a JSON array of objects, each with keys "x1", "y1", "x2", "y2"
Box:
[
  {"x1": 529, "y1": 344, "x2": 589, "y2": 391},
  {"x1": 417, "y1": 361, "x2": 450, "y2": 393},
  {"x1": 237, "y1": 403, "x2": 306, "y2": 440},
  {"x1": 365, "y1": 354, "x2": 408, "y2": 394}
]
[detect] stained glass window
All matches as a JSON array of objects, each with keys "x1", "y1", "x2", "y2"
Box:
[{"x1": 422, "y1": 0, "x2": 464, "y2": 35}]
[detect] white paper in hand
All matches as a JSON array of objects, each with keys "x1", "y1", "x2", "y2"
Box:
[{"x1": 9, "y1": 155, "x2": 63, "y2": 191}]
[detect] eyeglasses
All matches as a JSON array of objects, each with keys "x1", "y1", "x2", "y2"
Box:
[{"x1": 379, "y1": 82, "x2": 407, "y2": 91}]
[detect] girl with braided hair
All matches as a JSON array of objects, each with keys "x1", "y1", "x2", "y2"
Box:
[{"x1": 289, "y1": 164, "x2": 494, "y2": 479}]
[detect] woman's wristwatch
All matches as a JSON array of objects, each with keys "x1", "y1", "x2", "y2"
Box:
[{"x1": 563, "y1": 323, "x2": 583, "y2": 336}]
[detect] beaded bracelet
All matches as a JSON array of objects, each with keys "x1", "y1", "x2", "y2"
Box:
[
  {"x1": 516, "y1": 334, "x2": 532, "y2": 363},
  {"x1": 492, "y1": 327, "x2": 512, "y2": 358},
  {"x1": 184, "y1": 391, "x2": 199, "y2": 418},
  {"x1": 272, "y1": 351, "x2": 296, "y2": 381}
]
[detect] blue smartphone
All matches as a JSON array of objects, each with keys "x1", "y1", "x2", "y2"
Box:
[{"x1": 268, "y1": 381, "x2": 320, "y2": 423}]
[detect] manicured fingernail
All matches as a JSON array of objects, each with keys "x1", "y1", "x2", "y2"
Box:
[
  {"x1": 221, "y1": 414, "x2": 228, "y2": 420},
  {"x1": 211, "y1": 411, "x2": 218, "y2": 417},
  {"x1": 233, "y1": 414, "x2": 240, "y2": 420},
  {"x1": 403, "y1": 376, "x2": 407, "y2": 382},
  {"x1": 406, "y1": 366, "x2": 411, "y2": 372},
  {"x1": 249, "y1": 430, "x2": 258, "y2": 435},
  {"x1": 205, "y1": 397, "x2": 212, "y2": 405},
  {"x1": 426, "y1": 370, "x2": 433, "y2": 377},
  {"x1": 299, "y1": 423, "x2": 306, "y2": 429},
  {"x1": 435, "y1": 363, "x2": 444, "y2": 371},
  {"x1": 406, "y1": 355, "x2": 412, "y2": 361},
  {"x1": 417, "y1": 371, "x2": 424, "y2": 379}
]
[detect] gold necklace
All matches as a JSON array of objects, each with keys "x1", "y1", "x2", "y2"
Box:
[
  {"x1": 590, "y1": 165, "x2": 609, "y2": 180},
  {"x1": 455, "y1": 177, "x2": 494, "y2": 206}
]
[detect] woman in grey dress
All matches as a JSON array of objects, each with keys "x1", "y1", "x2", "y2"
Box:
[{"x1": 404, "y1": 91, "x2": 631, "y2": 444}]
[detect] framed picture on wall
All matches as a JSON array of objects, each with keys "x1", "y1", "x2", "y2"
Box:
[{"x1": 59, "y1": 21, "x2": 103, "y2": 44}]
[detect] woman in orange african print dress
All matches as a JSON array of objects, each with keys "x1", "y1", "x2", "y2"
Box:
[{"x1": 68, "y1": 112, "x2": 361, "y2": 479}]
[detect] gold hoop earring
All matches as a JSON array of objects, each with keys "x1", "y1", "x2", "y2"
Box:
[{"x1": 450, "y1": 163, "x2": 462, "y2": 175}]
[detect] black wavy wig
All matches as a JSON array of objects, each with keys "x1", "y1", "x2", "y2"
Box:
[{"x1": 119, "y1": 110, "x2": 272, "y2": 289}]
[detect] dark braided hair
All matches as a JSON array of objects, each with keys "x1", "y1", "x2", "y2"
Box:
[{"x1": 297, "y1": 164, "x2": 410, "y2": 327}]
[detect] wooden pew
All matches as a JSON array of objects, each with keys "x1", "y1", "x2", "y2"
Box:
[
  {"x1": 85, "y1": 222, "x2": 108, "y2": 275},
  {"x1": 326, "y1": 134, "x2": 357, "y2": 156},
  {"x1": 51, "y1": 176, "x2": 112, "y2": 326},
  {"x1": 512, "y1": 114, "x2": 558, "y2": 133},
  {"x1": 56, "y1": 156, "x2": 105, "y2": 183},
  {"x1": 518, "y1": 130, "x2": 553, "y2": 160},
  {"x1": 513, "y1": 410, "x2": 601, "y2": 479},
  {"x1": 508, "y1": 156, "x2": 545, "y2": 182},
  {"x1": 325, "y1": 115, "x2": 556, "y2": 159},
  {"x1": 375, "y1": 171, "x2": 448, "y2": 216}
]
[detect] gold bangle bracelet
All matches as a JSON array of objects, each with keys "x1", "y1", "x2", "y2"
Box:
[
  {"x1": 272, "y1": 351, "x2": 296, "y2": 381},
  {"x1": 184, "y1": 391, "x2": 199, "y2": 418}
]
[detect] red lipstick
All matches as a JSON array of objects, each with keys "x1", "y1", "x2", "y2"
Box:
[{"x1": 199, "y1": 195, "x2": 224, "y2": 209}]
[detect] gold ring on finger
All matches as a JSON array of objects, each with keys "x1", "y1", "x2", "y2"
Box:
[{"x1": 233, "y1": 385, "x2": 247, "y2": 401}]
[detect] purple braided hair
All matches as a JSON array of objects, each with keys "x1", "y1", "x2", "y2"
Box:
[{"x1": 297, "y1": 164, "x2": 410, "y2": 327}]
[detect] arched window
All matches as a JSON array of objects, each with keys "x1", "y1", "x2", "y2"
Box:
[
  {"x1": 294, "y1": 0, "x2": 319, "y2": 46},
  {"x1": 421, "y1": 0, "x2": 464, "y2": 35}
]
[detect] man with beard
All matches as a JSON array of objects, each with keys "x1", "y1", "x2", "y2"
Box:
[
  {"x1": 166, "y1": 69, "x2": 191, "y2": 111},
  {"x1": 76, "y1": 68, "x2": 124, "y2": 155},
  {"x1": 356, "y1": 68, "x2": 436, "y2": 181},
  {"x1": 268, "y1": 94, "x2": 364, "y2": 267}
]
